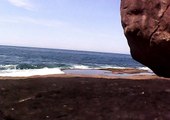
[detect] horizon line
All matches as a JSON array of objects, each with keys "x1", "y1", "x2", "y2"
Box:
[{"x1": 0, "y1": 44, "x2": 130, "y2": 55}]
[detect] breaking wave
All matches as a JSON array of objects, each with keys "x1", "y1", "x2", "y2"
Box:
[
  {"x1": 0, "y1": 64, "x2": 152, "y2": 77},
  {"x1": 0, "y1": 67, "x2": 64, "y2": 77}
]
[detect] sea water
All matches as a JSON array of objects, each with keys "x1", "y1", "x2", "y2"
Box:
[{"x1": 0, "y1": 45, "x2": 149, "y2": 77}]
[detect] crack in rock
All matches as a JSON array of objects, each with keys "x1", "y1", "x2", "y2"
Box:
[{"x1": 149, "y1": 3, "x2": 170, "y2": 45}]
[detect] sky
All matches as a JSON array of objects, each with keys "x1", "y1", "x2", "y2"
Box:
[{"x1": 0, "y1": 0, "x2": 130, "y2": 54}]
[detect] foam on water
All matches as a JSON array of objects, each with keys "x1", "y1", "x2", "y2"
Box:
[
  {"x1": 71, "y1": 65, "x2": 127, "y2": 70},
  {"x1": 0, "y1": 64, "x2": 153, "y2": 77},
  {"x1": 97, "y1": 65, "x2": 127, "y2": 69},
  {"x1": 0, "y1": 68, "x2": 64, "y2": 77},
  {"x1": 0, "y1": 65, "x2": 17, "y2": 70},
  {"x1": 138, "y1": 67, "x2": 153, "y2": 72},
  {"x1": 72, "y1": 65, "x2": 90, "y2": 69}
]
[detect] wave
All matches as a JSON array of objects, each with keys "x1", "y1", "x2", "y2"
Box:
[
  {"x1": 0, "y1": 63, "x2": 152, "y2": 77},
  {"x1": 0, "y1": 64, "x2": 139, "y2": 70},
  {"x1": 0, "y1": 65, "x2": 17, "y2": 70},
  {"x1": 98, "y1": 65, "x2": 127, "y2": 69},
  {"x1": 138, "y1": 67, "x2": 153, "y2": 72},
  {"x1": 70, "y1": 65, "x2": 127, "y2": 70},
  {"x1": 0, "y1": 68, "x2": 64, "y2": 77},
  {"x1": 0, "y1": 64, "x2": 70, "y2": 70},
  {"x1": 71, "y1": 65, "x2": 91, "y2": 69}
]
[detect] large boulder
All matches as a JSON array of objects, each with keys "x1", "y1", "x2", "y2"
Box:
[{"x1": 121, "y1": 0, "x2": 170, "y2": 77}]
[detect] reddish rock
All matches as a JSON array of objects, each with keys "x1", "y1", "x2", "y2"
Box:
[{"x1": 121, "y1": 0, "x2": 170, "y2": 77}]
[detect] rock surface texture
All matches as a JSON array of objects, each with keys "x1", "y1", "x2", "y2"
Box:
[{"x1": 121, "y1": 0, "x2": 170, "y2": 77}]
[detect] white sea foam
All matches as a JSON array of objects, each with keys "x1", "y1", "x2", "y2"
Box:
[
  {"x1": 0, "y1": 65, "x2": 17, "y2": 70},
  {"x1": 72, "y1": 65, "x2": 90, "y2": 69},
  {"x1": 138, "y1": 67, "x2": 153, "y2": 72},
  {"x1": 112, "y1": 66, "x2": 127, "y2": 69},
  {"x1": 99, "y1": 65, "x2": 127, "y2": 69},
  {"x1": 0, "y1": 68, "x2": 64, "y2": 77}
]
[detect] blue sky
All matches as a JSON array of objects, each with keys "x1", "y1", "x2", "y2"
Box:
[{"x1": 0, "y1": 0, "x2": 129, "y2": 54}]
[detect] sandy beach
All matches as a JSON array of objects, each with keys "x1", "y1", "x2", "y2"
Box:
[{"x1": 0, "y1": 71, "x2": 170, "y2": 120}]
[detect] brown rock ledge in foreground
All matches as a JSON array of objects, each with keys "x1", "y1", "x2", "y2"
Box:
[
  {"x1": 0, "y1": 75, "x2": 170, "y2": 120},
  {"x1": 121, "y1": 0, "x2": 170, "y2": 77}
]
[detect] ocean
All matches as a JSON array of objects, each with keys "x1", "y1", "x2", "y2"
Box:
[{"x1": 0, "y1": 45, "x2": 147, "y2": 77}]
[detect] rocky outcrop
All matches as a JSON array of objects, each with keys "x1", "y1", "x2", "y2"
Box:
[{"x1": 121, "y1": 0, "x2": 170, "y2": 77}]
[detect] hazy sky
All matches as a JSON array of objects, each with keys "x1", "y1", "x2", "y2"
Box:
[{"x1": 0, "y1": 0, "x2": 129, "y2": 54}]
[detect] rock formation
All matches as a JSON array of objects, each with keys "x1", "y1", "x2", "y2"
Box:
[{"x1": 121, "y1": 0, "x2": 170, "y2": 77}]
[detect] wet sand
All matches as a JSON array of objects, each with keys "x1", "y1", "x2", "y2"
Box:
[{"x1": 0, "y1": 72, "x2": 170, "y2": 120}]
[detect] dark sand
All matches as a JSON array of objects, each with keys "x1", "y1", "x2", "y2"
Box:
[{"x1": 0, "y1": 74, "x2": 170, "y2": 120}]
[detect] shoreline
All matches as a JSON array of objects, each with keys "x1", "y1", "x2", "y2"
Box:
[
  {"x1": 0, "y1": 67, "x2": 161, "y2": 80},
  {"x1": 0, "y1": 66, "x2": 151, "y2": 77}
]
